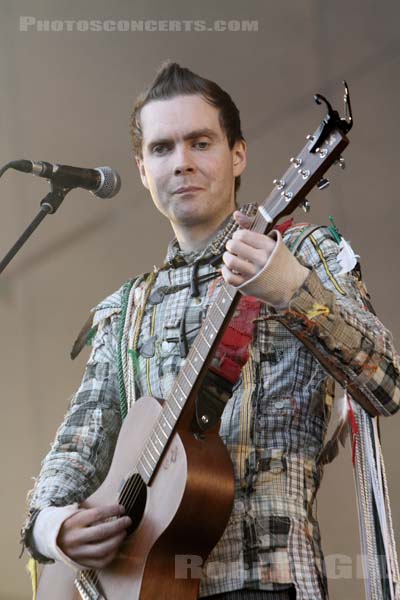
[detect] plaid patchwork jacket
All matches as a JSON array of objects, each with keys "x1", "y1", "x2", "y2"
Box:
[{"x1": 24, "y1": 205, "x2": 400, "y2": 599}]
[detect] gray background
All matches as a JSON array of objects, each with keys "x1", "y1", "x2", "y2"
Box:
[{"x1": 0, "y1": 1, "x2": 399, "y2": 598}]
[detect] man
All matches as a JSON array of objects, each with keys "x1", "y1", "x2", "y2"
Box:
[{"x1": 22, "y1": 62, "x2": 400, "y2": 600}]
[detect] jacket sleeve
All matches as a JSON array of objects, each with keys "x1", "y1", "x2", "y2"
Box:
[
  {"x1": 21, "y1": 307, "x2": 122, "y2": 562},
  {"x1": 271, "y1": 226, "x2": 400, "y2": 417}
]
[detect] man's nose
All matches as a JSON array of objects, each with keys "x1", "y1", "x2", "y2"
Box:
[{"x1": 173, "y1": 146, "x2": 195, "y2": 175}]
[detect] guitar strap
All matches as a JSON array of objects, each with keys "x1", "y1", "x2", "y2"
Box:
[{"x1": 195, "y1": 294, "x2": 262, "y2": 432}]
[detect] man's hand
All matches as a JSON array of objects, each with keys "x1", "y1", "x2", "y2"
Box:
[
  {"x1": 57, "y1": 504, "x2": 132, "y2": 569},
  {"x1": 222, "y1": 210, "x2": 309, "y2": 307},
  {"x1": 222, "y1": 211, "x2": 275, "y2": 287}
]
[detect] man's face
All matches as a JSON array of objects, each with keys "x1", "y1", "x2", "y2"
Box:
[{"x1": 136, "y1": 94, "x2": 246, "y2": 237}]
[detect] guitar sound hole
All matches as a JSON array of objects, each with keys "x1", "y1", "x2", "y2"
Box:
[{"x1": 118, "y1": 473, "x2": 147, "y2": 535}]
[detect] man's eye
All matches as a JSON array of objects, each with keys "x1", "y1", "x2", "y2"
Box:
[
  {"x1": 152, "y1": 145, "x2": 169, "y2": 155},
  {"x1": 194, "y1": 141, "x2": 209, "y2": 150}
]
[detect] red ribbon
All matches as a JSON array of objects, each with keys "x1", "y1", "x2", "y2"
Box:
[
  {"x1": 347, "y1": 394, "x2": 359, "y2": 465},
  {"x1": 210, "y1": 296, "x2": 262, "y2": 384}
]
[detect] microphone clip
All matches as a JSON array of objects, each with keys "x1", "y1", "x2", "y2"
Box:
[{"x1": 40, "y1": 182, "x2": 72, "y2": 214}]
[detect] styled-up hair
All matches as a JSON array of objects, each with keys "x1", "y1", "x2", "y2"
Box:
[{"x1": 130, "y1": 61, "x2": 245, "y2": 196}]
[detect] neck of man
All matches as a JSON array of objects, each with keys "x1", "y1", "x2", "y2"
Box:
[{"x1": 173, "y1": 211, "x2": 234, "y2": 254}]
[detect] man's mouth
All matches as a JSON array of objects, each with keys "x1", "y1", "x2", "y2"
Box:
[{"x1": 173, "y1": 186, "x2": 203, "y2": 194}]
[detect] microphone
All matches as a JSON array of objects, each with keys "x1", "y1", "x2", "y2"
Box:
[{"x1": 8, "y1": 159, "x2": 121, "y2": 199}]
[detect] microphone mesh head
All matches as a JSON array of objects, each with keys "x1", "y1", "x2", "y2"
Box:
[{"x1": 94, "y1": 167, "x2": 121, "y2": 198}]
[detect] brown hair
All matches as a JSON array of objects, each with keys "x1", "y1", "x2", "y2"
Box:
[{"x1": 130, "y1": 61, "x2": 245, "y2": 196}]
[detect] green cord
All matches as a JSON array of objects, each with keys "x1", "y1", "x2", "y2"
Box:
[
  {"x1": 128, "y1": 349, "x2": 140, "y2": 379},
  {"x1": 86, "y1": 326, "x2": 98, "y2": 347},
  {"x1": 327, "y1": 215, "x2": 342, "y2": 244},
  {"x1": 117, "y1": 279, "x2": 136, "y2": 420}
]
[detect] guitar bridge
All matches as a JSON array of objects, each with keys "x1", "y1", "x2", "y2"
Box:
[{"x1": 74, "y1": 569, "x2": 106, "y2": 600}]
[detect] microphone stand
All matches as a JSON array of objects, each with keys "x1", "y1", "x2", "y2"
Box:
[{"x1": 0, "y1": 182, "x2": 71, "y2": 276}]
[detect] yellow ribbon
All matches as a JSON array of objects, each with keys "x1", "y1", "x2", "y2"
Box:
[
  {"x1": 26, "y1": 558, "x2": 37, "y2": 600},
  {"x1": 306, "y1": 303, "x2": 330, "y2": 320}
]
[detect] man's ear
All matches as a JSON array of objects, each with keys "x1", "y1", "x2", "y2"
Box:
[
  {"x1": 135, "y1": 156, "x2": 149, "y2": 189},
  {"x1": 232, "y1": 139, "x2": 247, "y2": 177}
]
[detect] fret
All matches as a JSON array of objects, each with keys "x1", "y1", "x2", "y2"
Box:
[
  {"x1": 222, "y1": 286, "x2": 234, "y2": 302},
  {"x1": 170, "y1": 393, "x2": 183, "y2": 413},
  {"x1": 138, "y1": 457, "x2": 151, "y2": 479},
  {"x1": 200, "y1": 330, "x2": 212, "y2": 348},
  {"x1": 146, "y1": 440, "x2": 159, "y2": 463},
  {"x1": 157, "y1": 422, "x2": 169, "y2": 440},
  {"x1": 149, "y1": 436, "x2": 161, "y2": 457},
  {"x1": 215, "y1": 302, "x2": 226, "y2": 317},
  {"x1": 165, "y1": 401, "x2": 178, "y2": 421},
  {"x1": 208, "y1": 319, "x2": 218, "y2": 333},
  {"x1": 142, "y1": 449, "x2": 154, "y2": 472},
  {"x1": 150, "y1": 437, "x2": 163, "y2": 457},
  {"x1": 170, "y1": 392, "x2": 183, "y2": 412},
  {"x1": 182, "y1": 369, "x2": 192, "y2": 387},
  {"x1": 160, "y1": 414, "x2": 173, "y2": 433},
  {"x1": 192, "y1": 344, "x2": 204, "y2": 363},
  {"x1": 175, "y1": 381, "x2": 186, "y2": 402},
  {"x1": 163, "y1": 407, "x2": 175, "y2": 428},
  {"x1": 187, "y1": 358, "x2": 199, "y2": 376},
  {"x1": 206, "y1": 327, "x2": 215, "y2": 342},
  {"x1": 153, "y1": 428, "x2": 164, "y2": 447}
]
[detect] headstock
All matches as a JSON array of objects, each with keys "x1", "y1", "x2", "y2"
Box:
[{"x1": 256, "y1": 82, "x2": 353, "y2": 231}]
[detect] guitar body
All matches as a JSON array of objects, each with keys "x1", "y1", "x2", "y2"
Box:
[{"x1": 37, "y1": 395, "x2": 235, "y2": 599}]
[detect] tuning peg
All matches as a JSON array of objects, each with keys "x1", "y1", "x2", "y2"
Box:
[
  {"x1": 306, "y1": 134, "x2": 314, "y2": 141},
  {"x1": 281, "y1": 191, "x2": 293, "y2": 201},
  {"x1": 315, "y1": 147, "x2": 328, "y2": 158},
  {"x1": 273, "y1": 179, "x2": 285, "y2": 190},
  {"x1": 290, "y1": 157, "x2": 302, "y2": 168},
  {"x1": 335, "y1": 156, "x2": 346, "y2": 170},
  {"x1": 317, "y1": 178, "x2": 330, "y2": 190},
  {"x1": 299, "y1": 168, "x2": 310, "y2": 180},
  {"x1": 302, "y1": 199, "x2": 311, "y2": 212}
]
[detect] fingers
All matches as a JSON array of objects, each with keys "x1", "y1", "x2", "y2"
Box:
[
  {"x1": 233, "y1": 210, "x2": 254, "y2": 229},
  {"x1": 221, "y1": 265, "x2": 247, "y2": 287},
  {"x1": 71, "y1": 530, "x2": 128, "y2": 569},
  {"x1": 66, "y1": 504, "x2": 126, "y2": 528},
  {"x1": 78, "y1": 515, "x2": 132, "y2": 544},
  {"x1": 225, "y1": 238, "x2": 266, "y2": 266},
  {"x1": 61, "y1": 504, "x2": 131, "y2": 543},
  {"x1": 222, "y1": 251, "x2": 258, "y2": 279},
  {"x1": 58, "y1": 504, "x2": 132, "y2": 569},
  {"x1": 222, "y1": 225, "x2": 276, "y2": 287},
  {"x1": 231, "y1": 227, "x2": 274, "y2": 250}
]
